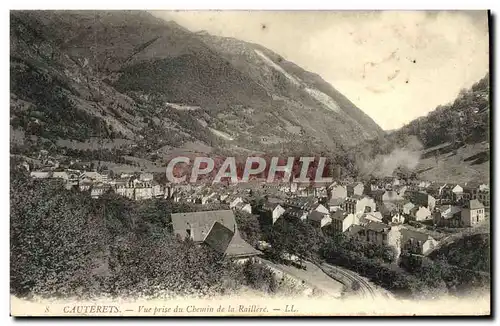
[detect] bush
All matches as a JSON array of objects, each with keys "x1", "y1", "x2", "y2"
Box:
[
  {"x1": 241, "y1": 260, "x2": 277, "y2": 293},
  {"x1": 10, "y1": 176, "x2": 108, "y2": 298},
  {"x1": 234, "y1": 210, "x2": 262, "y2": 246}
]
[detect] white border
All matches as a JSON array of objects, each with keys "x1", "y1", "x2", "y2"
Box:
[{"x1": 2, "y1": 1, "x2": 498, "y2": 325}]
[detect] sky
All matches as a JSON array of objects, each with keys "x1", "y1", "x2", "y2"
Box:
[{"x1": 153, "y1": 11, "x2": 489, "y2": 130}]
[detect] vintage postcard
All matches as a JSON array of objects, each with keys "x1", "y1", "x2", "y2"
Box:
[{"x1": 10, "y1": 10, "x2": 491, "y2": 316}]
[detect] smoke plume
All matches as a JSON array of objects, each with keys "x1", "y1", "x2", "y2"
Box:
[{"x1": 359, "y1": 138, "x2": 423, "y2": 178}]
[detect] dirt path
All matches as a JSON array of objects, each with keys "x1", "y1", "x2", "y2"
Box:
[
  {"x1": 320, "y1": 262, "x2": 395, "y2": 300},
  {"x1": 257, "y1": 258, "x2": 344, "y2": 297}
]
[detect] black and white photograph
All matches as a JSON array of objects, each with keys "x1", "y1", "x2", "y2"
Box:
[{"x1": 9, "y1": 9, "x2": 491, "y2": 316}]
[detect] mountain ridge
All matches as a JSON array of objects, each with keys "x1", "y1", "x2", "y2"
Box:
[{"x1": 10, "y1": 10, "x2": 384, "y2": 164}]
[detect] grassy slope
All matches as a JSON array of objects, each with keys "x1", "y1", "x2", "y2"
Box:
[{"x1": 416, "y1": 141, "x2": 490, "y2": 183}]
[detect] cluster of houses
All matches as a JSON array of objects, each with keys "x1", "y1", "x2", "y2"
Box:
[
  {"x1": 27, "y1": 164, "x2": 489, "y2": 262},
  {"x1": 27, "y1": 167, "x2": 261, "y2": 216},
  {"x1": 29, "y1": 169, "x2": 167, "y2": 201},
  {"x1": 165, "y1": 176, "x2": 489, "y2": 263},
  {"x1": 255, "y1": 177, "x2": 489, "y2": 260}
]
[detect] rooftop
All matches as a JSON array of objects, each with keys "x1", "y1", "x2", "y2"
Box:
[
  {"x1": 331, "y1": 209, "x2": 348, "y2": 221},
  {"x1": 466, "y1": 199, "x2": 485, "y2": 210},
  {"x1": 400, "y1": 228, "x2": 432, "y2": 243},
  {"x1": 203, "y1": 221, "x2": 234, "y2": 255},
  {"x1": 308, "y1": 210, "x2": 329, "y2": 222},
  {"x1": 365, "y1": 221, "x2": 390, "y2": 233},
  {"x1": 328, "y1": 197, "x2": 345, "y2": 206},
  {"x1": 171, "y1": 210, "x2": 261, "y2": 258}
]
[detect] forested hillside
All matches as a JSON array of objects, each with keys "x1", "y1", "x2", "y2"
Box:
[
  {"x1": 393, "y1": 74, "x2": 489, "y2": 148},
  {"x1": 344, "y1": 74, "x2": 490, "y2": 182}
]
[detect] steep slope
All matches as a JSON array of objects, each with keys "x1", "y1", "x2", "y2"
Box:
[
  {"x1": 394, "y1": 74, "x2": 490, "y2": 148},
  {"x1": 191, "y1": 33, "x2": 385, "y2": 146},
  {"x1": 350, "y1": 74, "x2": 490, "y2": 183},
  {"x1": 10, "y1": 10, "x2": 383, "y2": 160},
  {"x1": 397, "y1": 74, "x2": 490, "y2": 183}
]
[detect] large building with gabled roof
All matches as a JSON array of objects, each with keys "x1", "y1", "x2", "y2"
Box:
[{"x1": 170, "y1": 210, "x2": 261, "y2": 260}]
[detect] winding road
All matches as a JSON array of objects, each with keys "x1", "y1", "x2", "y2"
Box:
[
  {"x1": 257, "y1": 256, "x2": 393, "y2": 300},
  {"x1": 320, "y1": 262, "x2": 394, "y2": 300},
  {"x1": 256, "y1": 258, "x2": 344, "y2": 298}
]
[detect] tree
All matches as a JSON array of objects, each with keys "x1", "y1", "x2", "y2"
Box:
[
  {"x1": 241, "y1": 260, "x2": 277, "y2": 293},
  {"x1": 10, "y1": 177, "x2": 108, "y2": 298},
  {"x1": 234, "y1": 210, "x2": 262, "y2": 246},
  {"x1": 267, "y1": 214, "x2": 324, "y2": 261}
]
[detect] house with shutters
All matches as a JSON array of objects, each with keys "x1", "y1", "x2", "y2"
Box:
[
  {"x1": 461, "y1": 199, "x2": 486, "y2": 227},
  {"x1": 462, "y1": 182, "x2": 481, "y2": 201},
  {"x1": 348, "y1": 223, "x2": 438, "y2": 259},
  {"x1": 364, "y1": 221, "x2": 391, "y2": 246},
  {"x1": 343, "y1": 195, "x2": 377, "y2": 216},
  {"x1": 330, "y1": 209, "x2": 356, "y2": 233},
  {"x1": 478, "y1": 188, "x2": 490, "y2": 207},
  {"x1": 399, "y1": 228, "x2": 438, "y2": 256}
]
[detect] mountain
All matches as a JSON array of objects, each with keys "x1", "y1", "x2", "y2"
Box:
[{"x1": 10, "y1": 10, "x2": 384, "y2": 165}]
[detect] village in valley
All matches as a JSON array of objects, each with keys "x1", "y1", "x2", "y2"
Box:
[
  {"x1": 21, "y1": 146, "x2": 490, "y2": 298},
  {"x1": 9, "y1": 10, "x2": 491, "y2": 315}
]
